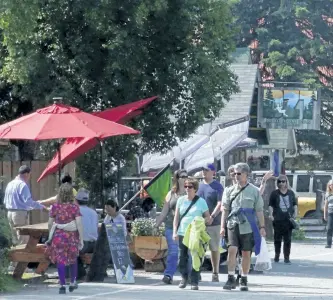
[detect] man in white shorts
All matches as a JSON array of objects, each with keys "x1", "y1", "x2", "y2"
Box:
[{"x1": 197, "y1": 163, "x2": 224, "y2": 282}]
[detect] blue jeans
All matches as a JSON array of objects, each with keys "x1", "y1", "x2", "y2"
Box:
[
  {"x1": 164, "y1": 229, "x2": 192, "y2": 279},
  {"x1": 164, "y1": 228, "x2": 179, "y2": 278}
]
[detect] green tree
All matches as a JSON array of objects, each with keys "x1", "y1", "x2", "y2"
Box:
[
  {"x1": 232, "y1": 0, "x2": 333, "y2": 163},
  {"x1": 0, "y1": 0, "x2": 238, "y2": 201}
]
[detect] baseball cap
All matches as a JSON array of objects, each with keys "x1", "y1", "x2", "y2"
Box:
[
  {"x1": 202, "y1": 163, "x2": 216, "y2": 172},
  {"x1": 75, "y1": 188, "x2": 89, "y2": 202},
  {"x1": 18, "y1": 165, "x2": 31, "y2": 175}
]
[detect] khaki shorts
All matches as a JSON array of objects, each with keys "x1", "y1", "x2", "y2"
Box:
[{"x1": 206, "y1": 225, "x2": 221, "y2": 252}]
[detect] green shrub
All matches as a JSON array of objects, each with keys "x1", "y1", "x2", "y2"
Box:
[
  {"x1": 292, "y1": 227, "x2": 306, "y2": 240},
  {"x1": 0, "y1": 210, "x2": 18, "y2": 292}
]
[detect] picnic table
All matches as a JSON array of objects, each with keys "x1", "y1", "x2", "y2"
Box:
[
  {"x1": 9, "y1": 222, "x2": 136, "y2": 279},
  {"x1": 9, "y1": 223, "x2": 49, "y2": 279}
]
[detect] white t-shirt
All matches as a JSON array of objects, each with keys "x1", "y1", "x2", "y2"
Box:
[{"x1": 104, "y1": 213, "x2": 127, "y2": 236}]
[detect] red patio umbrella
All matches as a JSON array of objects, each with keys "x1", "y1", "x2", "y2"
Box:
[
  {"x1": 37, "y1": 96, "x2": 157, "y2": 182},
  {"x1": 0, "y1": 103, "x2": 139, "y2": 140},
  {"x1": 0, "y1": 103, "x2": 140, "y2": 189}
]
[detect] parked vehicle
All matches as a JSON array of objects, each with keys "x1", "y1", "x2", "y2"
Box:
[{"x1": 252, "y1": 170, "x2": 333, "y2": 218}]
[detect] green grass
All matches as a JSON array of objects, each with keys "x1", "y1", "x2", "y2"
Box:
[{"x1": 0, "y1": 274, "x2": 21, "y2": 293}]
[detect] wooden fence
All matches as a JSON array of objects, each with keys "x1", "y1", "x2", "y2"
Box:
[{"x1": 0, "y1": 161, "x2": 75, "y2": 224}]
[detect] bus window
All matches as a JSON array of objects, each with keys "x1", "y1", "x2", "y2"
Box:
[
  {"x1": 313, "y1": 175, "x2": 331, "y2": 192},
  {"x1": 296, "y1": 175, "x2": 310, "y2": 193}
]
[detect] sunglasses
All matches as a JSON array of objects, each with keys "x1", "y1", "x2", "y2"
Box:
[
  {"x1": 184, "y1": 185, "x2": 194, "y2": 189},
  {"x1": 277, "y1": 180, "x2": 286, "y2": 184},
  {"x1": 179, "y1": 175, "x2": 188, "y2": 179},
  {"x1": 235, "y1": 172, "x2": 242, "y2": 176}
]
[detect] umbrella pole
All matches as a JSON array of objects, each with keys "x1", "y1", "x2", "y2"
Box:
[
  {"x1": 57, "y1": 141, "x2": 61, "y2": 186},
  {"x1": 99, "y1": 140, "x2": 105, "y2": 215}
]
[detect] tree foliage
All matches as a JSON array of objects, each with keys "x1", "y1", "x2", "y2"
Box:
[
  {"x1": 232, "y1": 0, "x2": 333, "y2": 164},
  {"x1": 0, "y1": 0, "x2": 238, "y2": 199}
]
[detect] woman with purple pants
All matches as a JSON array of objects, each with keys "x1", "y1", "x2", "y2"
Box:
[
  {"x1": 155, "y1": 169, "x2": 188, "y2": 284},
  {"x1": 46, "y1": 183, "x2": 84, "y2": 294}
]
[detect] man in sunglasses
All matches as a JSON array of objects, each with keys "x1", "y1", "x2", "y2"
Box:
[
  {"x1": 197, "y1": 163, "x2": 223, "y2": 282},
  {"x1": 268, "y1": 175, "x2": 298, "y2": 264},
  {"x1": 221, "y1": 162, "x2": 265, "y2": 291}
]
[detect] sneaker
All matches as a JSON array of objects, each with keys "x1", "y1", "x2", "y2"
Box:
[
  {"x1": 240, "y1": 276, "x2": 248, "y2": 291},
  {"x1": 69, "y1": 283, "x2": 78, "y2": 292},
  {"x1": 191, "y1": 284, "x2": 199, "y2": 290},
  {"x1": 284, "y1": 259, "x2": 291, "y2": 265},
  {"x1": 178, "y1": 278, "x2": 187, "y2": 289},
  {"x1": 223, "y1": 275, "x2": 236, "y2": 290},
  {"x1": 325, "y1": 245, "x2": 331, "y2": 248},
  {"x1": 25, "y1": 268, "x2": 34, "y2": 274},
  {"x1": 212, "y1": 273, "x2": 219, "y2": 282},
  {"x1": 59, "y1": 286, "x2": 66, "y2": 294},
  {"x1": 162, "y1": 275, "x2": 172, "y2": 284}
]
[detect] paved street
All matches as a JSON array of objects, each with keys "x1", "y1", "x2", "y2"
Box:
[{"x1": 2, "y1": 241, "x2": 333, "y2": 300}]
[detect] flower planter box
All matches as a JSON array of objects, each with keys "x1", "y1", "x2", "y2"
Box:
[{"x1": 133, "y1": 236, "x2": 167, "y2": 261}]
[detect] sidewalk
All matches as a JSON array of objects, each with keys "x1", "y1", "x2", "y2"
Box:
[{"x1": 2, "y1": 241, "x2": 333, "y2": 299}]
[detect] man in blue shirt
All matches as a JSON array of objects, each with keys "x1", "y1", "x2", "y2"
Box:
[
  {"x1": 4, "y1": 165, "x2": 47, "y2": 246},
  {"x1": 197, "y1": 163, "x2": 223, "y2": 282}
]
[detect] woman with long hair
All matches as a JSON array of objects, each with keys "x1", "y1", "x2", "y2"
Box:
[
  {"x1": 46, "y1": 183, "x2": 84, "y2": 294},
  {"x1": 268, "y1": 175, "x2": 297, "y2": 264},
  {"x1": 156, "y1": 169, "x2": 188, "y2": 284},
  {"x1": 324, "y1": 180, "x2": 333, "y2": 248}
]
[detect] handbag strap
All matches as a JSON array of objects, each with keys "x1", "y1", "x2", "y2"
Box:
[
  {"x1": 177, "y1": 195, "x2": 199, "y2": 230},
  {"x1": 228, "y1": 183, "x2": 249, "y2": 210},
  {"x1": 280, "y1": 191, "x2": 293, "y2": 218}
]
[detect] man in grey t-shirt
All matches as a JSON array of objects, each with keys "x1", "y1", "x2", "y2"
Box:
[{"x1": 197, "y1": 163, "x2": 223, "y2": 282}]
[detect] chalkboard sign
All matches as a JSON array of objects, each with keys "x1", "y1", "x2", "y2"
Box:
[{"x1": 105, "y1": 223, "x2": 135, "y2": 284}]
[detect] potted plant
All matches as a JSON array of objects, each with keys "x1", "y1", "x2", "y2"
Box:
[{"x1": 131, "y1": 218, "x2": 167, "y2": 261}]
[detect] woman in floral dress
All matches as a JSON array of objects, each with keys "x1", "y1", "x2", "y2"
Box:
[{"x1": 46, "y1": 183, "x2": 84, "y2": 294}]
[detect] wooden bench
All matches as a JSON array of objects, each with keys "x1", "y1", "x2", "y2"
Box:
[{"x1": 8, "y1": 243, "x2": 50, "y2": 275}]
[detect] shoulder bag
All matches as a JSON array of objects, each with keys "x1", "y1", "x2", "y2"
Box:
[
  {"x1": 281, "y1": 192, "x2": 299, "y2": 230},
  {"x1": 177, "y1": 195, "x2": 199, "y2": 230},
  {"x1": 224, "y1": 183, "x2": 249, "y2": 240}
]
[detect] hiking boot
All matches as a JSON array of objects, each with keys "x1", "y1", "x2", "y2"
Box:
[
  {"x1": 191, "y1": 284, "x2": 199, "y2": 290},
  {"x1": 178, "y1": 278, "x2": 188, "y2": 289},
  {"x1": 240, "y1": 276, "x2": 248, "y2": 291},
  {"x1": 69, "y1": 283, "x2": 78, "y2": 292},
  {"x1": 212, "y1": 273, "x2": 219, "y2": 282},
  {"x1": 59, "y1": 286, "x2": 66, "y2": 294},
  {"x1": 274, "y1": 254, "x2": 279, "y2": 263},
  {"x1": 235, "y1": 274, "x2": 241, "y2": 286},
  {"x1": 284, "y1": 258, "x2": 291, "y2": 265},
  {"x1": 162, "y1": 275, "x2": 172, "y2": 284},
  {"x1": 223, "y1": 275, "x2": 236, "y2": 290}
]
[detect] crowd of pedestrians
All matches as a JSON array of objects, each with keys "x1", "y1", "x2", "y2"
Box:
[
  {"x1": 155, "y1": 162, "x2": 299, "y2": 291},
  {"x1": 3, "y1": 162, "x2": 303, "y2": 293}
]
